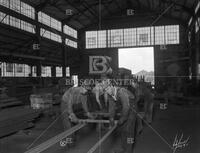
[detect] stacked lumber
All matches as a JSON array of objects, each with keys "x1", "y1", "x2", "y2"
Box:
[
  {"x1": 0, "y1": 106, "x2": 40, "y2": 137},
  {"x1": 0, "y1": 97, "x2": 23, "y2": 108}
]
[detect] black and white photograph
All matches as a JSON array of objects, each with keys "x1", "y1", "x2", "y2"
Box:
[{"x1": 0, "y1": 0, "x2": 200, "y2": 153}]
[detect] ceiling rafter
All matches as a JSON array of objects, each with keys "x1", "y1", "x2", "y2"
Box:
[
  {"x1": 102, "y1": 2, "x2": 113, "y2": 15},
  {"x1": 63, "y1": 0, "x2": 98, "y2": 24},
  {"x1": 35, "y1": 0, "x2": 49, "y2": 12},
  {"x1": 82, "y1": 1, "x2": 98, "y2": 18},
  {"x1": 161, "y1": 0, "x2": 194, "y2": 16},
  {"x1": 49, "y1": 3, "x2": 85, "y2": 27}
]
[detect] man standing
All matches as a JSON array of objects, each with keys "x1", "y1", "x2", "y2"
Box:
[
  {"x1": 105, "y1": 85, "x2": 142, "y2": 153},
  {"x1": 133, "y1": 81, "x2": 154, "y2": 124}
]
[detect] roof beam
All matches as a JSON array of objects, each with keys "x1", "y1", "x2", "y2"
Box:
[
  {"x1": 35, "y1": 0, "x2": 49, "y2": 12},
  {"x1": 161, "y1": 0, "x2": 194, "y2": 16},
  {"x1": 80, "y1": 9, "x2": 187, "y2": 32},
  {"x1": 63, "y1": 0, "x2": 98, "y2": 24},
  {"x1": 0, "y1": 5, "x2": 77, "y2": 41},
  {"x1": 50, "y1": 4, "x2": 85, "y2": 27},
  {"x1": 82, "y1": 1, "x2": 98, "y2": 18}
]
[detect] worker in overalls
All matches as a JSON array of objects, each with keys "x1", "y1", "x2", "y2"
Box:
[
  {"x1": 61, "y1": 86, "x2": 94, "y2": 145},
  {"x1": 133, "y1": 81, "x2": 154, "y2": 124},
  {"x1": 105, "y1": 85, "x2": 142, "y2": 153}
]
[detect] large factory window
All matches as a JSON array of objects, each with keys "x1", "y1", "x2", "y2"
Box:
[
  {"x1": 0, "y1": 63, "x2": 32, "y2": 77},
  {"x1": 0, "y1": 11, "x2": 35, "y2": 33},
  {"x1": 0, "y1": 0, "x2": 35, "y2": 19},
  {"x1": 86, "y1": 25, "x2": 179, "y2": 49}
]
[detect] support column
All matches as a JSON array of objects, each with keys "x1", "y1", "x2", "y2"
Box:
[
  {"x1": 34, "y1": 10, "x2": 41, "y2": 77},
  {"x1": 51, "y1": 66, "x2": 56, "y2": 77},
  {"x1": 191, "y1": 27, "x2": 198, "y2": 94},
  {"x1": 61, "y1": 23, "x2": 66, "y2": 77}
]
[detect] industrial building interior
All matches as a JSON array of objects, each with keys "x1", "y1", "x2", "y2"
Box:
[{"x1": 0, "y1": 0, "x2": 200, "y2": 153}]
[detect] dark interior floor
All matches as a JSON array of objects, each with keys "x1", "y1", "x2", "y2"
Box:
[{"x1": 0, "y1": 104, "x2": 200, "y2": 153}]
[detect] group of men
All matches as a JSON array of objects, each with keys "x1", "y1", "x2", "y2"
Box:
[{"x1": 61, "y1": 77, "x2": 154, "y2": 153}]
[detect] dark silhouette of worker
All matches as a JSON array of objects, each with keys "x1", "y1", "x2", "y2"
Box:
[{"x1": 106, "y1": 85, "x2": 143, "y2": 153}]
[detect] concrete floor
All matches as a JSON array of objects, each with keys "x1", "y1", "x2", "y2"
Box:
[{"x1": 0, "y1": 104, "x2": 200, "y2": 153}]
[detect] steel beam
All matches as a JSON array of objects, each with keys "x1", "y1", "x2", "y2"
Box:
[
  {"x1": 77, "y1": 119, "x2": 118, "y2": 124},
  {"x1": 87, "y1": 124, "x2": 117, "y2": 153},
  {"x1": 0, "y1": 52, "x2": 45, "y2": 60},
  {"x1": 24, "y1": 123, "x2": 86, "y2": 153}
]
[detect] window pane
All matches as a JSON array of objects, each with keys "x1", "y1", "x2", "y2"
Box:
[
  {"x1": 38, "y1": 12, "x2": 51, "y2": 26},
  {"x1": 109, "y1": 29, "x2": 123, "y2": 47},
  {"x1": 15, "y1": 64, "x2": 24, "y2": 77},
  {"x1": 137, "y1": 27, "x2": 151, "y2": 46},
  {"x1": 56, "y1": 67, "x2": 62, "y2": 77},
  {"x1": 10, "y1": 16, "x2": 21, "y2": 29},
  {"x1": 0, "y1": 11, "x2": 9, "y2": 25},
  {"x1": 66, "y1": 38, "x2": 77, "y2": 48},
  {"x1": 51, "y1": 17, "x2": 61, "y2": 31},
  {"x1": 42, "y1": 66, "x2": 51, "y2": 77},
  {"x1": 41, "y1": 28, "x2": 61, "y2": 43},
  {"x1": 165, "y1": 25, "x2": 179, "y2": 44},
  {"x1": 64, "y1": 25, "x2": 77, "y2": 39},
  {"x1": 66, "y1": 67, "x2": 70, "y2": 77},
  {"x1": 124, "y1": 28, "x2": 136, "y2": 47},
  {"x1": 86, "y1": 31, "x2": 97, "y2": 49},
  {"x1": 21, "y1": 20, "x2": 35, "y2": 33},
  {"x1": 0, "y1": 0, "x2": 9, "y2": 8},
  {"x1": 155, "y1": 26, "x2": 165, "y2": 45},
  {"x1": 21, "y1": 2, "x2": 35, "y2": 19},
  {"x1": 98, "y1": 30, "x2": 107, "y2": 48},
  {"x1": 10, "y1": 0, "x2": 20, "y2": 13},
  {"x1": 150, "y1": 27, "x2": 154, "y2": 45}
]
